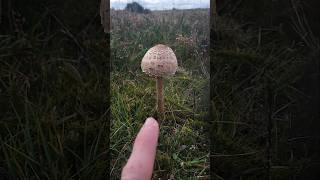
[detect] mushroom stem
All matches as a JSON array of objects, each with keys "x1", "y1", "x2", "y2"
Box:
[{"x1": 156, "y1": 76, "x2": 164, "y2": 120}]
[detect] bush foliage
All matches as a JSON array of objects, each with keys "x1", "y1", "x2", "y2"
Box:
[{"x1": 125, "y1": 2, "x2": 151, "y2": 14}]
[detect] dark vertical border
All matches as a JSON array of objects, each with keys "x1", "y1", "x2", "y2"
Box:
[
  {"x1": 209, "y1": 0, "x2": 216, "y2": 179},
  {"x1": 0, "y1": 0, "x2": 111, "y2": 179},
  {"x1": 209, "y1": 0, "x2": 320, "y2": 179},
  {"x1": 100, "y1": 0, "x2": 111, "y2": 179}
]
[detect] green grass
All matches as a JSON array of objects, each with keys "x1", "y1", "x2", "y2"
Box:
[
  {"x1": 210, "y1": 14, "x2": 318, "y2": 179},
  {"x1": 110, "y1": 9, "x2": 210, "y2": 179},
  {"x1": 1, "y1": 2, "x2": 317, "y2": 179},
  {"x1": 0, "y1": 8, "x2": 109, "y2": 179},
  {"x1": 110, "y1": 72, "x2": 209, "y2": 179}
]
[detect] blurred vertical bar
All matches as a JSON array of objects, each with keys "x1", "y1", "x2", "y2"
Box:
[
  {"x1": 210, "y1": 0, "x2": 216, "y2": 179},
  {"x1": 100, "y1": 0, "x2": 110, "y2": 34},
  {"x1": 100, "y1": 0, "x2": 110, "y2": 178},
  {"x1": 0, "y1": 0, "x2": 2, "y2": 24},
  {"x1": 209, "y1": 0, "x2": 320, "y2": 179}
]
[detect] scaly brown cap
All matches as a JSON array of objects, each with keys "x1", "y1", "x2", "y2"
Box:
[{"x1": 141, "y1": 44, "x2": 178, "y2": 77}]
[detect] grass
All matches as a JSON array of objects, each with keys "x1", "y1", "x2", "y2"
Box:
[
  {"x1": 211, "y1": 11, "x2": 319, "y2": 179},
  {"x1": 1, "y1": 1, "x2": 318, "y2": 180},
  {"x1": 0, "y1": 7, "x2": 109, "y2": 179},
  {"x1": 0, "y1": 6, "x2": 211, "y2": 180},
  {"x1": 110, "y1": 9, "x2": 210, "y2": 179}
]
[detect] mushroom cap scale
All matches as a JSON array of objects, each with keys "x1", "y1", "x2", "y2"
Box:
[{"x1": 141, "y1": 44, "x2": 178, "y2": 77}]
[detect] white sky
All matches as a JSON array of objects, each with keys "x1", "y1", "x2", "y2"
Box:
[{"x1": 111, "y1": 0, "x2": 210, "y2": 10}]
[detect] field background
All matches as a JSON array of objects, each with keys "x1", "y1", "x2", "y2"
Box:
[
  {"x1": 110, "y1": 9, "x2": 210, "y2": 179},
  {"x1": 0, "y1": 0, "x2": 319, "y2": 179}
]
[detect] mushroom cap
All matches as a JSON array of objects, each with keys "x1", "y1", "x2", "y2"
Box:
[{"x1": 141, "y1": 44, "x2": 178, "y2": 77}]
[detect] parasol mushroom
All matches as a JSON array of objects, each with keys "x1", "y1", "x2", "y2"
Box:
[{"x1": 141, "y1": 44, "x2": 178, "y2": 120}]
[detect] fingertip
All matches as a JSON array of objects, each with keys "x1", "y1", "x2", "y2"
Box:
[{"x1": 145, "y1": 117, "x2": 159, "y2": 129}]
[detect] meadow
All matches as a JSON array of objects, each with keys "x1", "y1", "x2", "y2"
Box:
[
  {"x1": 0, "y1": 1, "x2": 318, "y2": 179},
  {"x1": 110, "y1": 9, "x2": 210, "y2": 179}
]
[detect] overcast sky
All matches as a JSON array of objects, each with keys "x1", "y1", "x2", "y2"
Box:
[{"x1": 111, "y1": 0, "x2": 210, "y2": 10}]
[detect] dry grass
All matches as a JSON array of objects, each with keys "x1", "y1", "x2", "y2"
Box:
[{"x1": 110, "y1": 9, "x2": 210, "y2": 179}]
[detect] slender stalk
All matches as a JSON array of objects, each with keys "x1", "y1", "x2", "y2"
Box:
[{"x1": 156, "y1": 77, "x2": 164, "y2": 120}]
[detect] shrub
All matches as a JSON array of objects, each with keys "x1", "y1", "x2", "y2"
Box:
[{"x1": 125, "y1": 2, "x2": 151, "y2": 14}]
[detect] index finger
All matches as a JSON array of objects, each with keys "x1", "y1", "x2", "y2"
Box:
[{"x1": 121, "y1": 117, "x2": 160, "y2": 180}]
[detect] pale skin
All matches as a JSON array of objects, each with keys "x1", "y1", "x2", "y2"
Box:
[{"x1": 121, "y1": 117, "x2": 160, "y2": 180}]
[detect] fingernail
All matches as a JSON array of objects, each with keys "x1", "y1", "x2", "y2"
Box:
[{"x1": 145, "y1": 117, "x2": 158, "y2": 127}]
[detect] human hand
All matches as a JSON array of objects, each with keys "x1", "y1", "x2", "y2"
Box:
[{"x1": 121, "y1": 117, "x2": 160, "y2": 180}]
